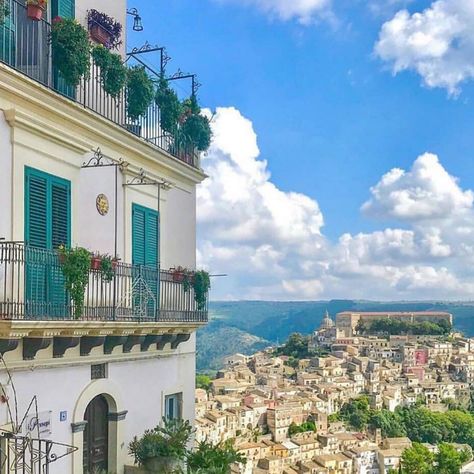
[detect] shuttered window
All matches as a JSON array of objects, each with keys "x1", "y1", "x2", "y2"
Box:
[
  {"x1": 25, "y1": 167, "x2": 71, "y2": 318},
  {"x1": 132, "y1": 204, "x2": 159, "y2": 319},
  {"x1": 52, "y1": 0, "x2": 75, "y2": 20},
  {"x1": 25, "y1": 167, "x2": 71, "y2": 250},
  {"x1": 132, "y1": 204, "x2": 159, "y2": 267}
]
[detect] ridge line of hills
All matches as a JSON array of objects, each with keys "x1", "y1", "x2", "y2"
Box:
[{"x1": 196, "y1": 299, "x2": 474, "y2": 371}]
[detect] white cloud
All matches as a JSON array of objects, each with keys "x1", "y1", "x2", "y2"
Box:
[
  {"x1": 198, "y1": 107, "x2": 474, "y2": 300},
  {"x1": 374, "y1": 0, "x2": 474, "y2": 94},
  {"x1": 215, "y1": 0, "x2": 332, "y2": 24},
  {"x1": 362, "y1": 153, "x2": 473, "y2": 221}
]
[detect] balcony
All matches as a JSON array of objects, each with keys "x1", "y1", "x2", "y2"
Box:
[
  {"x1": 0, "y1": 242, "x2": 208, "y2": 324},
  {"x1": 0, "y1": 0, "x2": 200, "y2": 168}
]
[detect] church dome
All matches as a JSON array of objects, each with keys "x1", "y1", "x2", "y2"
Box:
[{"x1": 319, "y1": 310, "x2": 334, "y2": 330}]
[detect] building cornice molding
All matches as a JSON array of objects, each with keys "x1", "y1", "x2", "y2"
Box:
[
  {"x1": 3, "y1": 108, "x2": 91, "y2": 154},
  {"x1": 0, "y1": 65, "x2": 207, "y2": 185}
]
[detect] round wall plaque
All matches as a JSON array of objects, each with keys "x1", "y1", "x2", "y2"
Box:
[{"x1": 96, "y1": 194, "x2": 109, "y2": 216}]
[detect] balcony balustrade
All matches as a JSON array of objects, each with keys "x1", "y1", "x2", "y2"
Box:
[
  {"x1": 0, "y1": 242, "x2": 208, "y2": 323},
  {"x1": 0, "y1": 0, "x2": 200, "y2": 168}
]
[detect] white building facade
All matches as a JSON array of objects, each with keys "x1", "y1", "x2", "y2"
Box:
[{"x1": 0, "y1": 0, "x2": 208, "y2": 473}]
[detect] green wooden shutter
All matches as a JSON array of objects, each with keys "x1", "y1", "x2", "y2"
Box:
[
  {"x1": 52, "y1": 0, "x2": 75, "y2": 19},
  {"x1": 25, "y1": 167, "x2": 71, "y2": 318},
  {"x1": 25, "y1": 171, "x2": 48, "y2": 249},
  {"x1": 132, "y1": 204, "x2": 159, "y2": 319},
  {"x1": 25, "y1": 170, "x2": 48, "y2": 316},
  {"x1": 132, "y1": 206, "x2": 146, "y2": 266}
]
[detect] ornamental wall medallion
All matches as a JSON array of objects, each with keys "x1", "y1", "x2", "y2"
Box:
[{"x1": 96, "y1": 194, "x2": 109, "y2": 216}]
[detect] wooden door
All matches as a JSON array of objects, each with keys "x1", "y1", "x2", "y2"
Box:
[{"x1": 83, "y1": 395, "x2": 109, "y2": 474}]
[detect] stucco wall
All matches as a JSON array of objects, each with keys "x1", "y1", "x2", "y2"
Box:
[
  {"x1": 0, "y1": 335, "x2": 196, "y2": 474},
  {"x1": 0, "y1": 111, "x2": 12, "y2": 241}
]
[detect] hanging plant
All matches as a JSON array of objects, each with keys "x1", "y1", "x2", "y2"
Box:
[
  {"x1": 193, "y1": 270, "x2": 211, "y2": 310},
  {"x1": 58, "y1": 246, "x2": 91, "y2": 319},
  {"x1": 92, "y1": 45, "x2": 127, "y2": 98},
  {"x1": 126, "y1": 66, "x2": 155, "y2": 121},
  {"x1": 182, "y1": 269, "x2": 210, "y2": 311},
  {"x1": 51, "y1": 17, "x2": 91, "y2": 87},
  {"x1": 155, "y1": 78, "x2": 182, "y2": 134},
  {"x1": 0, "y1": 0, "x2": 10, "y2": 25},
  {"x1": 87, "y1": 9, "x2": 122, "y2": 49}
]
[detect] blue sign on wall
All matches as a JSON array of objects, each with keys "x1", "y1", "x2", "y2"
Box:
[{"x1": 60, "y1": 411, "x2": 67, "y2": 422}]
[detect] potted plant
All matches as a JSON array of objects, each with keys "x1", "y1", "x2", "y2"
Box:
[
  {"x1": 126, "y1": 66, "x2": 155, "y2": 124},
  {"x1": 87, "y1": 9, "x2": 122, "y2": 49},
  {"x1": 58, "y1": 246, "x2": 91, "y2": 319},
  {"x1": 171, "y1": 266, "x2": 191, "y2": 283},
  {"x1": 99, "y1": 254, "x2": 115, "y2": 282},
  {"x1": 129, "y1": 418, "x2": 193, "y2": 473},
  {"x1": 26, "y1": 0, "x2": 46, "y2": 21},
  {"x1": 92, "y1": 45, "x2": 127, "y2": 98},
  {"x1": 90, "y1": 253, "x2": 102, "y2": 271},
  {"x1": 0, "y1": 0, "x2": 10, "y2": 25},
  {"x1": 51, "y1": 17, "x2": 91, "y2": 87},
  {"x1": 155, "y1": 77, "x2": 182, "y2": 135}
]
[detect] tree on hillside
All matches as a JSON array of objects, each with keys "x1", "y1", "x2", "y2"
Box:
[
  {"x1": 339, "y1": 396, "x2": 371, "y2": 431},
  {"x1": 435, "y1": 443, "x2": 471, "y2": 474},
  {"x1": 274, "y1": 333, "x2": 311, "y2": 359},
  {"x1": 401, "y1": 443, "x2": 433, "y2": 474},
  {"x1": 196, "y1": 374, "x2": 212, "y2": 391}
]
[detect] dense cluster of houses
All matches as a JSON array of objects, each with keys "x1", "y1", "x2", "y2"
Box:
[{"x1": 195, "y1": 312, "x2": 474, "y2": 473}]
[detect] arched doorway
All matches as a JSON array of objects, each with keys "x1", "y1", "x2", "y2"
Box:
[{"x1": 83, "y1": 394, "x2": 109, "y2": 474}]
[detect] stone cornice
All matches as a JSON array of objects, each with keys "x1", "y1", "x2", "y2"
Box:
[
  {"x1": 0, "y1": 320, "x2": 204, "y2": 338},
  {"x1": 0, "y1": 64, "x2": 207, "y2": 185}
]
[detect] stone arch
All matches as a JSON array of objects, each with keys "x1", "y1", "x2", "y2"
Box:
[{"x1": 71, "y1": 379, "x2": 126, "y2": 474}]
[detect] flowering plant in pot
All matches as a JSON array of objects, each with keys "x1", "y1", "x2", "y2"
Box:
[
  {"x1": 87, "y1": 9, "x2": 122, "y2": 49},
  {"x1": 90, "y1": 253, "x2": 102, "y2": 271},
  {"x1": 26, "y1": 0, "x2": 47, "y2": 21},
  {"x1": 171, "y1": 266, "x2": 192, "y2": 283}
]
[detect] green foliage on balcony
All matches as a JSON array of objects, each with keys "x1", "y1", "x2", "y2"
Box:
[
  {"x1": 126, "y1": 66, "x2": 155, "y2": 121},
  {"x1": 58, "y1": 246, "x2": 91, "y2": 319},
  {"x1": 92, "y1": 45, "x2": 127, "y2": 98},
  {"x1": 51, "y1": 17, "x2": 90, "y2": 87}
]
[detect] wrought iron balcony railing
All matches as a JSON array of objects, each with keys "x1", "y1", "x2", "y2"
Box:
[
  {"x1": 0, "y1": 0, "x2": 200, "y2": 168},
  {"x1": 0, "y1": 242, "x2": 208, "y2": 323}
]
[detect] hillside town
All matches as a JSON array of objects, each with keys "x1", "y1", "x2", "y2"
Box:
[{"x1": 196, "y1": 311, "x2": 474, "y2": 473}]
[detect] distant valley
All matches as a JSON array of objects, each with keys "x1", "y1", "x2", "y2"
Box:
[{"x1": 196, "y1": 300, "x2": 474, "y2": 371}]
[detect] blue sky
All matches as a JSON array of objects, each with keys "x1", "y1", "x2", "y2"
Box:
[{"x1": 128, "y1": 0, "x2": 474, "y2": 300}]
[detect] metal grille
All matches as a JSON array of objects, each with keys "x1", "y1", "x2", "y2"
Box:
[
  {"x1": 91, "y1": 363, "x2": 107, "y2": 380},
  {"x1": 0, "y1": 430, "x2": 77, "y2": 474}
]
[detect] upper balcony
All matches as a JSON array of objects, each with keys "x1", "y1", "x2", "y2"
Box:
[{"x1": 0, "y1": 0, "x2": 201, "y2": 168}]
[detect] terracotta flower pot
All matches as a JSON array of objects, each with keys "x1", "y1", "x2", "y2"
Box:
[
  {"x1": 90, "y1": 256, "x2": 102, "y2": 271},
  {"x1": 27, "y1": 4, "x2": 44, "y2": 21},
  {"x1": 173, "y1": 271, "x2": 185, "y2": 283},
  {"x1": 90, "y1": 24, "x2": 111, "y2": 46}
]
